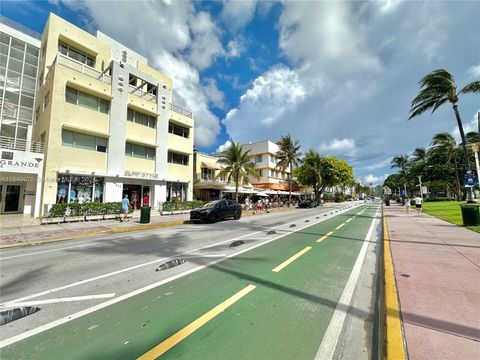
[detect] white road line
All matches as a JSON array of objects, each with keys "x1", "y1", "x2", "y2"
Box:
[
  {"x1": 0, "y1": 229, "x2": 181, "y2": 260},
  {"x1": 315, "y1": 206, "x2": 380, "y2": 360},
  {"x1": 0, "y1": 205, "x2": 360, "y2": 348},
  {"x1": 5, "y1": 293, "x2": 116, "y2": 307}
]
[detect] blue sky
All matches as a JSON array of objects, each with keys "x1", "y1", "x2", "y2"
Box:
[{"x1": 3, "y1": 0, "x2": 479, "y2": 185}]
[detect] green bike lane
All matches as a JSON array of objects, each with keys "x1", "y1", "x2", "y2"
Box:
[{"x1": 1, "y1": 205, "x2": 378, "y2": 360}]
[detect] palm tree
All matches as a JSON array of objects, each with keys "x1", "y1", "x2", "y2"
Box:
[
  {"x1": 216, "y1": 141, "x2": 259, "y2": 202},
  {"x1": 391, "y1": 154, "x2": 410, "y2": 196},
  {"x1": 431, "y1": 132, "x2": 462, "y2": 200},
  {"x1": 302, "y1": 150, "x2": 323, "y2": 202},
  {"x1": 412, "y1": 147, "x2": 427, "y2": 163},
  {"x1": 275, "y1": 134, "x2": 302, "y2": 206},
  {"x1": 409, "y1": 69, "x2": 480, "y2": 169}
]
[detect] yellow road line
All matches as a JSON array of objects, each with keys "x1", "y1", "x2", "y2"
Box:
[
  {"x1": 137, "y1": 284, "x2": 256, "y2": 360},
  {"x1": 272, "y1": 247, "x2": 312, "y2": 272},
  {"x1": 317, "y1": 231, "x2": 334, "y2": 243},
  {"x1": 335, "y1": 223, "x2": 345, "y2": 230},
  {"x1": 383, "y1": 212, "x2": 407, "y2": 359}
]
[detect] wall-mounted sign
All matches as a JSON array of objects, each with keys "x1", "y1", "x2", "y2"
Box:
[
  {"x1": 0, "y1": 150, "x2": 44, "y2": 174},
  {"x1": 464, "y1": 170, "x2": 478, "y2": 187},
  {"x1": 124, "y1": 171, "x2": 159, "y2": 179}
]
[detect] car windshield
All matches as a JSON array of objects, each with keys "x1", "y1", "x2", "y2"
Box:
[{"x1": 203, "y1": 201, "x2": 220, "y2": 208}]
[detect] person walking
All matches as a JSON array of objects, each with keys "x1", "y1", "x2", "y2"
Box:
[
  {"x1": 404, "y1": 196, "x2": 410, "y2": 214},
  {"x1": 121, "y1": 194, "x2": 130, "y2": 222},
  {"x1": 414, "y1": 194, "x2": 423, "y2": 213}
]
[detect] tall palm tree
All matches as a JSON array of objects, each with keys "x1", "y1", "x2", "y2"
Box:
[
  {"x1": 275, "y1": 134, "x2": 302, "y2": 206},
  {"x1": 302, "y1": 150, "x2": 323, "y2": 202},
  {"x1": 409, "y1": 69, "x2": 480, "y2": 169},
  {"x1": 431, "y1": 132, "x2": 462, "y2": 200},
  {"x1": 216, "y1": 141, "x2": 259, "y2": 202},
  {"x1": 391, "y1": 154, "x2": 410, "y2": 196},
  {"x1": 411, "y1": 147, "x2": 427, "y2": 163}
]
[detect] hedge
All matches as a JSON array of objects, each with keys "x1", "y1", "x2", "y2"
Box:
[
  {"x1": 334, "y1": 192, "x2": 346, "y2": 203},
  {"x1": 47, "y1": 202, "x2": 126, "y2": 218},
  {"x1": 162, "y1": 200, "x2": 204, "y2": 212}
]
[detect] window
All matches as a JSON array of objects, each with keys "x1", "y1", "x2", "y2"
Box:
[
  {"x1": 255, "y1": 155, "x2": 262, "y2": 163},
  {"x1": 168, "y1": 122, "x2": 189, "y2": 138},
  {"x1": 65, "y1": 87, "x2": 109, "y2": 114},
  {"x1": 125, "y1": 142, "x2": 155, "y2": 160},
  {"x1": 127, "y1": 108, "x2": 156, "y2": 128},
  {"x1": 62, "y1": 130, "x2": 108, "y2": 153},
  {"x1": 35, "y1": 106, "x2": 40, "y2": 122},
  {"x1": 167, "y1": 182, "x2": 187, "y2": 201},
  {"x1": 168, "y1": 151, "x2": 189, "y2": 165},
  {"x1": 257, "y1": 169, "x2": 263, "y2": 177},
  {"x1": 56, "y1": 174, "x2": 104, "y2": 204},
  {"x1": 43, "y1": 92, "x2": 49, "y2": 110},
  {"x1": 58, "y1": 41, "x2": 95, "y2": 67}
]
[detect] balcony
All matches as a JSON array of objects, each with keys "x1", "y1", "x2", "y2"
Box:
[
  {"x1": 128, "y1": 84, "x2": 156, "y2": 103},
  {"x1": 0, "y1": 136, "x2": 45, "y2": 153},
  {"x1": 170, "y1": 103, "x2": 192, "y2": 119},
  {"x1": 56, "y1": 54, "x2": 111, "y2": 85}
]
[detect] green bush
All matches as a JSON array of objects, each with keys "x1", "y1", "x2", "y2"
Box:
[
  {"x1": 47, "y1": 202, "x2": 123, "y2": 218},
  {"x1": 334, "y1": 192, "x2": 346, "y2": 203},
  {"x1": 162, "y1": 200, "x2": 204, "y2": 212},
  {"x1": 424, "y1": 197, "x2": 456, "y2": 202}
]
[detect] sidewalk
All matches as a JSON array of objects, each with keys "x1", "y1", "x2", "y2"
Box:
[
  {"x1": 0, "y1": 206, "x2": 296, "y2": 249},
  {"x1": 384, "y1": 204, "x2": 480, "y2": 360}
]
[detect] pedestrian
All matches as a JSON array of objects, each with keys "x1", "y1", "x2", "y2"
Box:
[
  {"x1": 414, "y1": 194, "x2": 423, "y2": 213},
  {"x1": 404, "y1": 196, "x2": 410, "y2": 214},
  {"x1": 121, "y1": 194, "x2": 130, "y2": 222}
]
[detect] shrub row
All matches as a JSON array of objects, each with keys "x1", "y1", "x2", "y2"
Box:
[
  {"x1": 334, "y1": 192, "x2": 346, "y2": 203},
  {"x1": 424, "y1": 197, "x2": 457, "y2": 202},
  {"x1": 162, "y1": 200, "x2": 204, "y2": 212},
  {"x1": 47, "y1": 202, "x2": 126, "y2": 218}
]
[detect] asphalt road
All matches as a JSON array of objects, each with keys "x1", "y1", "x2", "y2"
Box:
[{"x1": 0, "y1": 201, "x2": 381, "y2": 359}]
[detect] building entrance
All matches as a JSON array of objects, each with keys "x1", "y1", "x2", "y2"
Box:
[
  {"x1": 123, "y1": 184, "x2": 151, "y2": 210},
  {"x1": 0, "y1": 184, "x2": 24, "y2": 214}
]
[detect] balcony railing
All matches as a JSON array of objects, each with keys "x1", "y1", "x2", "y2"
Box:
[
  {"x1": 0, "y1": 136, "x2": 45, "y2": 153},
  {"x1": 128, "y1": 84, "x2": 156, "y2": 103},
  {"x1": 170, "y1": 103, "x2": 193, "y2": 119},
  {"x1": 56, "y1": 54, "x2": 111, "y2": 85},
  {"x1": 0, "y1": 16, "x2": 41, "y2": 40}
]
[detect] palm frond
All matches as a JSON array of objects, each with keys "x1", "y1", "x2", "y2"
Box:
[{"x1": 459, "y1": 81, "x2": 480, "y2": 94}]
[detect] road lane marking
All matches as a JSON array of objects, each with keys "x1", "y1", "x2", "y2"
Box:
[
  {"x1": 272, "y1": 247, "x2": 312, "y2": 273},
  {"x1": 0, "y1": 204, "x2": 361, "y2": 347},
  {"x1": 345, "y1": 218, "x2": 353, "y2": 223},
  {"x1": 5, "y1": 293, "x2": 116, "y2": 307},
  {"x1": 137, "y1": 284, "x2": 256, "y2": 360},
  {"x1": 335, "y1": 223, "x2": 345, "y2": 230},
  {"x1": 317, "y1": 231, "x2": 334, "y2": 243},
  {"x1": 315, "y1": 207, "x2": 380, "y2": 360}
]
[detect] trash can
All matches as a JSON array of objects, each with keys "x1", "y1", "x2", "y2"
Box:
[
  {"x1": 460, "y1": 204, "x2": 480, "y2": 226},
  {"x1": 140, "y1": 206, "x2": 151, "y2": 224},
  {"x1": 385, "y1": 199, "x2": 390, "y2": 206}
]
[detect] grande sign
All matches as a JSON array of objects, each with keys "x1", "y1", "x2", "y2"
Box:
[{"x1": 0, "y1": 149, "x2": 44, "y2": 175}]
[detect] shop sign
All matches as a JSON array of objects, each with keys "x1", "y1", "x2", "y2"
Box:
[
  {"x1": 0, "y1": 150, "x2": 44, "y2": 174},
  {"x1": 124, "y1": 171, "x2": 159, "y2": 179}
]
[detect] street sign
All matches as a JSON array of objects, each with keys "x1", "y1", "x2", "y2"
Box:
[{"x1": 464, "y1": 170, "x2": 478, "y2": 186}]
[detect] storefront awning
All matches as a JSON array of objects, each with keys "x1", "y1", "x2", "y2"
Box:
[{"x1": 201, "y1": 161, "x2": 221, "y2": 170}]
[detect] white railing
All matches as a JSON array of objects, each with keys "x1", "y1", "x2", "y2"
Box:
[
  {"x1": 170, "y1": 103, "x2": 193, "y2": 119},
  {"x1": 56, "y1": 54, "x2": 111, "y2": 85},
  {"x1": 0, "y1": 136, "x2": 45, "y2": 153},
  {"x1": 128, "y1": 84, "x2": 157, "y2": 103}
]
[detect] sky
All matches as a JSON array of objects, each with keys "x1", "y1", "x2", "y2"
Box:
[{"x1": 3, "y1": 0, "x2": 479, "y2": 185}]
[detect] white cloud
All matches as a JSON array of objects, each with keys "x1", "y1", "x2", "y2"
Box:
[
  {"x1": 216, "y1": 139, "x2": 232, "y2": 153},
  {"x1": 319, "y1": 138, "x2": 356, "y2": 156},
  {"x1": 221, "y1": 0, "x2": 257, "y2": 30},
  {"x1": 226, "y1": 39, "x2": 244, "y2": 58},
  {"x1": 467, "y1": 64, "x2": 480, "y2": 79},
  {"x1": 63, "y1": 0, "x2": 224, "y2": 147},
  {"x1": 203, "y1": 78, "x2": 225, "y2": 109},
  {"x1": 364, "y1": 174, "x2": 381, "y2": 184},
  {"x1": 376, "y1": 0, "x2": 403, "y2": 14}
]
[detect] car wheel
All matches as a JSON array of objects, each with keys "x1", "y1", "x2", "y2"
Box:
[
  {"x1": 234, "y1": 211, "x2": 241, "y2": 220},
  {"x1": 208, "y1": 213, "x2": 217, "y2": 223}
]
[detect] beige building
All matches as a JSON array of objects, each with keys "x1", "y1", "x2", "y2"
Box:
[{"x1": 33, "y1": 14, "x2": 193, "y2": 215}]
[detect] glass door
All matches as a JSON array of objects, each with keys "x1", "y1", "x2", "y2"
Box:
[{"x1": 2, "y1": 185, "x2": 22, "y2": 213}]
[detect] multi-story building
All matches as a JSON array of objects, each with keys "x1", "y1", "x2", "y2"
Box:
[
  {"x1": 9, "y1": 13, "x2": 194, "y2": 217},
  {"x1": 0, "y1": 16, "x2": 45, "y2": 217},
  {"x1": 241, "y1": 140, "x2": 300, "y2": 192}
]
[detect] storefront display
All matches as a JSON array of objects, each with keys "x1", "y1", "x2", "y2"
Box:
[{"x1": 56, "y1": 174, "x2": 104, "y2": 203}]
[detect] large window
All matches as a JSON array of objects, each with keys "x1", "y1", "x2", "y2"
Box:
[
  {"x1": 57, "y1": 174, "x2": 104, "y2": 204},
  {"x1": 127, "y1": 108, "x2": 156, "y2": 128},
  {"x1": 58, "y1": 41, "x2": 95, "y2": 67},
  {"x1": 66, "y1": 87, "x2": 109, "y2": 114},
  {"x1": 255, "y1": 155, "x2": 262, "y2": 163},
  {"x1": 168, "y1": 122, "x2": 189, "y2": 138},
  {"x1": 168, "y1": 151, "x2": 189, "y2": 166},
  {"x1": 62, "y1": 130, "x2": 108, "y2": 153},
  {"x1": 167, "y1": 182, "x2": 187, "y2": 201},
  {"x1": 125, "y1": 142, "x2": 156, "y2": 160}
]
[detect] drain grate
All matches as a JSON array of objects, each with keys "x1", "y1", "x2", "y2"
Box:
[
  {"x1": 1, "y1": 306, "x2": 40, "y2": 325},
  {"x1": 155, "y1": 259, "x2": 185, "y2": 271}
]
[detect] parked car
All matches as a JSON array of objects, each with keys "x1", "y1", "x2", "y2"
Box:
[
  {"x1": 190, "y1": 200, "x2": 242, "y2": 223},
  {"x1": 298, "y1": 199, "x2": 317, "y2": 208}
]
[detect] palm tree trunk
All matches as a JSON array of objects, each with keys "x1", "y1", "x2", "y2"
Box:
[
  {"x1": 288, "y1": 163, "x2": 293, "y2": 207},
  {"x1": 453, "y1": 156, "x2": 461, "y2": 200},
  {"x1": 453, "y1": 104, "x2": 470, "y2": 169}
]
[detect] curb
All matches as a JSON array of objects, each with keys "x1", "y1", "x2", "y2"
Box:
[
  {"x1": 0, "y1": 207, "x2": 297, "y2": 250},
  {"x1": 383, "y1": 208, "x2": 407, "y2": 359}
]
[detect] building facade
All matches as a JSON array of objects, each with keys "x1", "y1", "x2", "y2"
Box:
[
  {"x1": 0, "y1": 16, "x2": 45, "y2": 217},
  {"x1": 0, "y1": 14, "x2": 195, "y2": 218}
]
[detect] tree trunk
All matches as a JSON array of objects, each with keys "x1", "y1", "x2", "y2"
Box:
[
  {"x1": 453, "y1": 156, "x2": 461, "y2": 200},
  {"x1": 234, "y1": 172, "x2": 239, "y2": 202},
  {"x1": 288, "y1": 163, "x2": 293, "y2": 207},
  {"x1": 453, "y1": 104, "x2": 470, "y2": 169}
]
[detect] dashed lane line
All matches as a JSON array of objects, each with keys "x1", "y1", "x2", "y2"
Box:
[
  {"x1": 272, "y1": 247, "x2": 312, "y2": 273},
  {"x1": 335, "y1": 223, "x2": 346, "y2": 230},
  {"x1": 317, "y1": 231, "x2": 334, "y2": 243}
]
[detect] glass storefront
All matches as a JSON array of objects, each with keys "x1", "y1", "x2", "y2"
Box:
[
  {"x1": 167, "y1": 182, "x2": 187, "y2": 201},
  {"x1": 56, "y1": 174, "x2": 104, "y2": 203},
  {"x1": 123, "y1": 184, "x2": 150, "y2": 209}
]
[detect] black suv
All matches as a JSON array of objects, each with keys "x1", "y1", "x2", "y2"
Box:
[
  {"x1": 298, "y1": 199, "x2": 317, "y2": 208},
  {"x1": 190, "y1": 200, "x2": 242, "y2": 223}
]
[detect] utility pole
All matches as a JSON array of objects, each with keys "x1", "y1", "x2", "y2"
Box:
[{"x1": 418, "y1": 175, "x2": 423, "y2": 200}]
